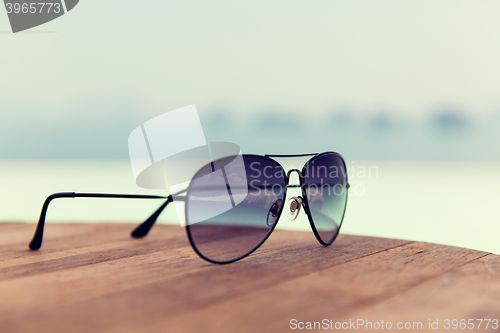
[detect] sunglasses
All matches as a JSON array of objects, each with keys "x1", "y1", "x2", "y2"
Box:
[{"x1": 29, "y1": 152, "x2": 349, "y2": 264}]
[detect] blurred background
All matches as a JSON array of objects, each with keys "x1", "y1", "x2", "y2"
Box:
[{"x1": 1, "y1": 0, "x2": 499, "y2": 252}]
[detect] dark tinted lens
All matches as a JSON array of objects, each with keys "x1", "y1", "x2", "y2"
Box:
[
  {"x1": 186, "y1": 155, "x2": 286, "y2": 263},
  {"x1": 302, "y1": 153, "x2": 348, "y2": 244}
]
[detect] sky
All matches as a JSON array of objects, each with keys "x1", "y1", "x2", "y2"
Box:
[
  {"x1": 1, "y1": 0, "x2": 500, "y2": 159},
  {"x1": 1, "y1": 1, "x2": 500, "y2": 254}
]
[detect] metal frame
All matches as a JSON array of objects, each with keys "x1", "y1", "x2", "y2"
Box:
[{"x1": 29, "y1": 152, "x2": 349, "y2": 265}]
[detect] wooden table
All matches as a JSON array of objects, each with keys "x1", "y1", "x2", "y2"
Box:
[{"x1": 0, "y1": 223, "x2": 499, "y2": 333}]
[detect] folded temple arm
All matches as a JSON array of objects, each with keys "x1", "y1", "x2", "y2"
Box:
[
  {"x1": 128, "y1": 182, "x2": 351, "y2": 241},
  {"x1": 130, "y1": 195, "x2": 173, "y2": 238},
  {"x1": 130, "y1": 190, "x2": 186, "y2": 238},
  {"x1": 29, "y1": 192, "x2": 169, "y2": 250}
]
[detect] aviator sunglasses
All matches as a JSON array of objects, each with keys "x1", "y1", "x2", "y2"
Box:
[{"x1": 29, "y1": 152, "x2": 349, "y2": 264}]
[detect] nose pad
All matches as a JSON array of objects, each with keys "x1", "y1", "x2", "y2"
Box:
[
  {"x1": 266, "y1": 199, "x2": 282, "y2": 227},
  {"x1": 287, "y1": 196, "x2": 303, "y2": 221}
]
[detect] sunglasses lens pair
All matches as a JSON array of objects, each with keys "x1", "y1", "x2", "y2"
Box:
[
  {"x1": 186, "y1": 153, "x2": 348, "y2": 263},
  {"x1": 186, "y1": 155, "x2": 286, "y2": 263},
  {"x1": 303, "y1": 154, "x2": 348, "y2": 244}
]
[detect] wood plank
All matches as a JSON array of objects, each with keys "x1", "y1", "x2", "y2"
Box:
[
  {"x1": 0, "y1": 223, "x2": 495, "y2": 333},
  {"x1": 351, "y1": 254, "x2": 500, "y2": 332},
  {"x1": 156, "y1": 242, "x2": 487, "y2": 333}
]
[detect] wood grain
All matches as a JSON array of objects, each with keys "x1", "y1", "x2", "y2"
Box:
[{"x1": 0, "y1": 223, "x2": 497, "y2": 333}]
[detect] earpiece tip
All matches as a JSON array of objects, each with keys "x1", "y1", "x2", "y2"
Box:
[
  {"x1": 130, "y1": 227, "x2": 148, "y2": 238},
  {"x1": 29, "y1": 240, "x2": 41, "y2": 250}
]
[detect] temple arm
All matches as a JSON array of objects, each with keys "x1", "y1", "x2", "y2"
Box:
[{"x1": 29, "y1": 192, "x2": 168, "y2": 250}]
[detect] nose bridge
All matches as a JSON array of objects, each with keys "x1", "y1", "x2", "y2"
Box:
[
  {"x1": 285, "y1": 169, "x2": 304, "y2": 221},
  {"x1": 286, "y1": 168, "x2": 302, "y2": 182}
]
